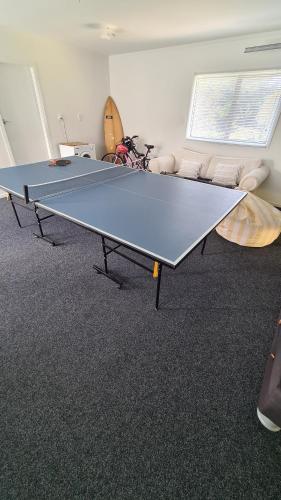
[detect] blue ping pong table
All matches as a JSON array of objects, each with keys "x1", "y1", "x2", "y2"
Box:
[{"x1": 0, "y1": 156, "x2": 246, "y2": 309}]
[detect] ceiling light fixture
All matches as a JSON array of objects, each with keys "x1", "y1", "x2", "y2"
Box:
[
  {"x1": 100, "y1": 26, "x2": 116, "y2": 40},
  {"x1": 82, "y1": 22, "x2": 118, "y2": 40}
]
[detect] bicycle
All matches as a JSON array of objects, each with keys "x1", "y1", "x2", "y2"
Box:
[{"x1": 101, "y1": 135, "x2": 154, "y2": 170}]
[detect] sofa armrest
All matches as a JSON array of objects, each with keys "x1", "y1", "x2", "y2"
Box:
[
  {"x1": 239, "y1": 165, "x2": 269, "y2": 191},
  {"x1": 148, "y1": 154, "x2": 175, "y2": 174}
]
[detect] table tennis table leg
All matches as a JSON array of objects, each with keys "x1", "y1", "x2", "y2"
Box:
[
  {"x1": 101, "y1": 236, "x2": 108, "y2": 273},
  {"x1": 33, "y1": 207, "x2": 56, "y2": 246},
  {"x1": 92, "y1": 236, "x2": 122, "y2": 288},
  {"x1": 8, "y1": 194, "x2": 22, "y2": 228},
  {"x1": 155, "y1": 262, "x2": 162, "y2": 310},
  {"x1": 34, "y1": 207, "x2": 44, "y2": 238},
  {"x1": 201, "y1": 236, "x2": 208, "y2": 255}
]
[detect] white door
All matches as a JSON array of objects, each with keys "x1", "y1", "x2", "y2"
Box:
[
  {"x1": 0, "y1": 116, "x2": 14, "y2": 166},
  {"x1": 0, "y1": 63, "x2": 49, "y2": 166}
]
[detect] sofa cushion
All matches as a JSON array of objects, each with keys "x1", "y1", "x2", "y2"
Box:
[
  {"x1": 212, "y1": 163, "x2": 241, "y2": 187},
  {"x1": 149, "y1": 154, "x2": 175, "y2": 174},
  {"x1": 206, "y1": 155, "x2": 262, "y2": 181},
  {"x1": 158, "y1": 154, "x2": 176, "y2": 173},
  {"x1": 173, "y1": 149, "x2": 211, "y2": 174},
  {"x1": 176, "y1": 159, "x2": 202, "y2": 179}
]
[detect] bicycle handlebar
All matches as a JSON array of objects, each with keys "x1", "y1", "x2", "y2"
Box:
[{"x1": 121, "y1": 135, "x2": 154, "y2": 158}]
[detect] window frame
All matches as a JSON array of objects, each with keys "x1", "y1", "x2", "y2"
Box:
[{"x1": 186, "y1": 69, "x2": 281, "y2": 148}]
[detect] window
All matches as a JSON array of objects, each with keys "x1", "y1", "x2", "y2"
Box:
[{"x1": 186, "y1": 70, "x2": 281, "y2": 147}]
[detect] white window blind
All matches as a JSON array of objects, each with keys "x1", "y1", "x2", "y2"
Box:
[{"x1": 186, "y1": 70, "x2": 281, "y2": 147}]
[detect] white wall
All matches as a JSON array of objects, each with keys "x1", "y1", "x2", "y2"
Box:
[
  {"x1": 110, "y1": 30, "x2": 281, "y2": 206},
  {"x1": 0, "y1": 28, "x2": 110, "y2": 161}
]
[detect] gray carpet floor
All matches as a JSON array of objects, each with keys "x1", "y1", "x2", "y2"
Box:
[{"x1": 0, "y1": 198, "x2": 281, "y2": 500}]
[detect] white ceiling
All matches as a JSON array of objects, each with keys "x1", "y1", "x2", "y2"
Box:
[{"x1": 0, "y1": 0, "x2": 281, "y2": 55}]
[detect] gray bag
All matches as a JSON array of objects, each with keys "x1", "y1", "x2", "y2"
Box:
[{"x1": 258, "y1": 313, "x2": 281, "y2": 428}]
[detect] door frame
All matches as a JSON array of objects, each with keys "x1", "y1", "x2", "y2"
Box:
[
  {"x1": 0, "y1": 113, "x2": 15, "y2": 166},
  {"x1": 30, "y1": 66, "x2": 54, "y2": 159},
  {"x1": 0, "y1": 63, "x2": 54, "y2": 165}
]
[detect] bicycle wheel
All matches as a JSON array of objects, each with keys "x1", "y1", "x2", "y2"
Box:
[{"x1": 101, "y1": 153, "x2": 124, "y2": 165}]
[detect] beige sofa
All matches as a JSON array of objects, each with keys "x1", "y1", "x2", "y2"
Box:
[{"x1": 149, "y1": 148, "x2": 269, "y2": 191}]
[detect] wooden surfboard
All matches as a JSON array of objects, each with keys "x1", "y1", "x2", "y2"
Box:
[{"x1": 104, "y1": 97, "x2": 124, "y2": 154}]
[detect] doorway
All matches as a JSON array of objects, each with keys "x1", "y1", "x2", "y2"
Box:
[{"x1": 0, "y1": 63, "x2": 51, "y2": 168}]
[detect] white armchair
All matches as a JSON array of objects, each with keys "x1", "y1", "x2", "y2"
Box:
[{"x1": 149, "y1": 149, "x2": 269, "y2": 192}]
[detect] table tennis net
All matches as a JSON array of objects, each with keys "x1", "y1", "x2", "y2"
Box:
[{"x1": 24, "y1": 165, "x2": 135, "y2": 203}]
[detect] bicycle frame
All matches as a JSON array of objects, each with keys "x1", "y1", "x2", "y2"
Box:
[
  {"x1": 102, "y1": 136, "x2": 154, "y2": 170},
  {"x1": 125, "y1": 144, "x2": 151, "y2": 170}
]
